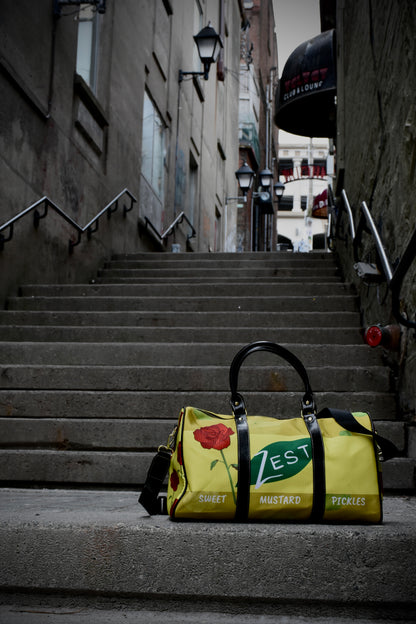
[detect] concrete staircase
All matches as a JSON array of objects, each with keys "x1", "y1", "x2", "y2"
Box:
[
  {"x1": 0, "y1": 251, "x2": 412, "y2": 489},
  {"x1": 0, "y1": 251, "x2": 415, "y2": 620}
]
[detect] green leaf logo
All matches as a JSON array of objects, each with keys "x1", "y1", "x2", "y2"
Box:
[{"x1": 250, "y1": 438, "x2": 312, "y2": 489}]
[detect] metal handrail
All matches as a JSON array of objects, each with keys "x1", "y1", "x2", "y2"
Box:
[
  {"x1": 327, "y1": 188, "x2": 355, "y2": 248},
  {"x1": 341, "y1": 189, "x2": 356, "y2": 240},
  {"x1": 334, "y1": 188, "x2": 415, "y2": 329},
  {"x1": 143, "y1": 212, "x2": 196, "y2": 243},
  {"x1": 0, "y1": 188, "x2": 137, "y2": 253},
  {"x1": 360, "y1": 201, "x2": 393, "y2": 283}
]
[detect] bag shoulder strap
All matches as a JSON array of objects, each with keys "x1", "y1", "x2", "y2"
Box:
[
  {"x1": 318, "y1": 407, "x2": 401, "y2": 461},
  {"x1": 138, "y1": 447, "x2": 171, "y2": 515}
]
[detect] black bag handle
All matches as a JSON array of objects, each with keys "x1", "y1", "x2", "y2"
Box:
[{"x1": 229, "y1": 340, "x2": 315, "y2": 418}]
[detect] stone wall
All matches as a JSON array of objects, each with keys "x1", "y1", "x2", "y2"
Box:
[
  {"x1": 0, "y1": 0, "x2": 242, "y2": 303},
  {"x1": 334, "y1": 0, "x2": 416, "y2": 417}
]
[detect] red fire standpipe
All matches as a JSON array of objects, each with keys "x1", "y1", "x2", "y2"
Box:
[{"x1": 364, "y1": 324, "x2": 401, "y2": 350}]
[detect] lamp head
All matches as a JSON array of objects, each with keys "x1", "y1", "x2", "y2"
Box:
[
  {"x1": 274, "y1": 181, "x2": 286, "y2": 198},
  {"x1": 258, "y1": 168, "x2": 273, "y2": 188},
  {"x1": 194, "y1": 22, "x2": 223, "y2": 79},
  {"x1": 235, "y1": 162, "x2": 255, "y2": 194}
]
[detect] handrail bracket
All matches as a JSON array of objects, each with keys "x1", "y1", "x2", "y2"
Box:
[
  {"x1": 34, "y1": 204, "x2": 49, "y2": 228},
  {"x1": 68, "y1": 230, "x2": 83, "y2": 253}
]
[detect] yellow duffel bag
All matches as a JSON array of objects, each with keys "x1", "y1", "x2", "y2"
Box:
[{"x1": 140, "y1": 341, "x2": 398, "y2": 523}]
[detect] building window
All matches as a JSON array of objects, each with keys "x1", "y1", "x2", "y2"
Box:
[
  {"x1": 279, "y1": 195, "x2": 294, "y2": 211},
  {"x1": 76, "y1": 4, "x2": 100, "y2": 92},
  {"x1": 141, "y1": 91, "x2": 166, "y2": 199},
  {"x1": 313, "y1": 158, "x2": 327, "y2": 177},
  {"x1": 278, "y1": 158, "x2": 293, "y2": 177},
  {"x1": 301, "y1": 195, "x2": 307, "y2": 211}
]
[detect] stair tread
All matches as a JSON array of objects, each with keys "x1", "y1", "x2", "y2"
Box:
[
  {"x1": 0, "y1": 342, "x2": 382, "y2": 367},
  {"x1": 7, "y1": 296, "x2": 359, "y2": 312},
  {"x1": 0, "y1": 450, "x2": 414, "y2": 484},
  {"x1": 0, "y1": 418, "x2": 406, "y2": 451},
  {"x1": 18, "y1": 282, "x2": 354, "y2": 294},
  {"x1": 0, "y1": 325, "x2": 364, "y2": 344},
  {"x1": 0, "y1": 488, "x2": 415, "y2": 606},
  {"x1": 0, "y1": 388, "x2": 397, "y2": 420},
  {"x1": 0, "y1": 310, "x2": 362, "y2": 327}
]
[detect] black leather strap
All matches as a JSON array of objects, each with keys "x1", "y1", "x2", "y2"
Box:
[
  {"x1": 303, "y1": 412, "x2": 326, "y2": 521},
  {"x1": 230, "y1": 341, "x2": 319, "y2": 521},
  {"x1": 229, "y1": 341, "x2": 315, "y2": 415},
  {"x1": 138, "y1": 447, "x2": 171, "y2": 515},
  {"x1": 234, "y1": 413, "x2": 250, "y2": 521},
  {"x1": 318, "y1": 408, "x2": 401, "y2": 460}
]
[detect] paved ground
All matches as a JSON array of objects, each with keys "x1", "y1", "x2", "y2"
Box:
[
  {"x1": 1, "y1": 490, "x2": 415, "y2": 623},
  {"x1": 0, "y1": 605, "x2": 414, "y2": 624},
  {"x1": 1, "y1": 488, "x2": 416, "y2": 527}
]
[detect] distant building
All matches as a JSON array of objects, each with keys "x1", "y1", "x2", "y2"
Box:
[
  {"x1": 277, "y1": 132, "x2": 331, "y2": 251},
  {"x1": 236, "y1": 0, "x2": 279, "y2": 252}
]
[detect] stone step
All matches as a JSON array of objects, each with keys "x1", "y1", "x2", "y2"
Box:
[
  {"x1": 0, "y1": 364, "x2": 389, "y2": 392},
  {"x1": 0, "y1": 418, "x2": 405, "y2": 452},
  {"x1": 0, "y1": 325, "x2": 364, "y2": 344},
  {"x1": 111, "y1": 249, "x2": 333, "y2": 257},
  {"x1": 0, "y1": 310, "x2": 362, "y2": 327},
  {"x1": 97, "y1": 267, "x2": 340, "y2": 279},
  {"x1": 0, "y1": 389, "x2": 397, "y2": 420},
  {"x1": 0, "y1": 599, "x2": 410, "y2": 624},
  {"x1": 99, "y1": 274, "x2": 342, "y2": 283},
  {"x1": 109, "y1": 250, "x2": 336, "y2": 264},
  {"x1": 2, "y1": 413, "x2": 409, "y2": 487},
  {"x1": 6, "y1": 295, "x2": 359, "y2": 312},
  {"x1": 0, "y1": 449, "x2": 413, "y2": 488},
  {"x1": 0, "y1": 342, "x2": 381, "y2": 366},
  {"x1": 18, "y1": 281, "x2": 355, "y2": 297},
  {"x1": 0, "y1": 489, "x2": 415, "y2": 615}
]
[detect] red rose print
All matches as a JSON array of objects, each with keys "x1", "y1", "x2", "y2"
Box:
[
  {"x1": 170, "y1": 469, "x2": 179, "y2": 491},
  {"x1": 177, "y1": 441, "x2": 183, "y2": 465},
  {"x1": 192, "y1": 423, "x2": 237, "y2": 505},
  {"x1": 193, "y1": 423, "x2": 234, "y2": 451}
]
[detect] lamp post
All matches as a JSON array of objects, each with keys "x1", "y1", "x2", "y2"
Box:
[
  {"x1": 179, "y1": 22, "x2": 223, "y2": 82},
  {"x1": 257, "y1": 169, "x2": 273, "y2": 251},
  {"x1": 236, "y1": 163, "x2": 277, "y2": 251},
  {"x1": 234, "y1": 166, "x2": 286, "y2": 251},
  {"x1": 273, "y1": 181, "x2": 285, "y2": 250}
]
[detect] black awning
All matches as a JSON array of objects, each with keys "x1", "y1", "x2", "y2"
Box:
[{"x1": 274, "y1": 29, "x2": 336, "y2": 138}]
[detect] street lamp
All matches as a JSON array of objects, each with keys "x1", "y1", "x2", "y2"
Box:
[
  {"x1": 179, "y1": 22, "x2": 223, "y2": 82},
  {"x1": 273, "y1": 181, "x2": 286, "y2": 199},
  {"x1": 235, "y1": 162, "x2": 255, "y2": 196},
  {"x1": 273, "y1": 181, "x2": 286, "y2": 251},
  {"x1": 258, "y1": 168, "x2": 273, "y2": 189}
]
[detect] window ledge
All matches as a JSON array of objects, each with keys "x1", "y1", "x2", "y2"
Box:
[{"x1": 74, "y1": 73, "x2": 108, "y2": 128}]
